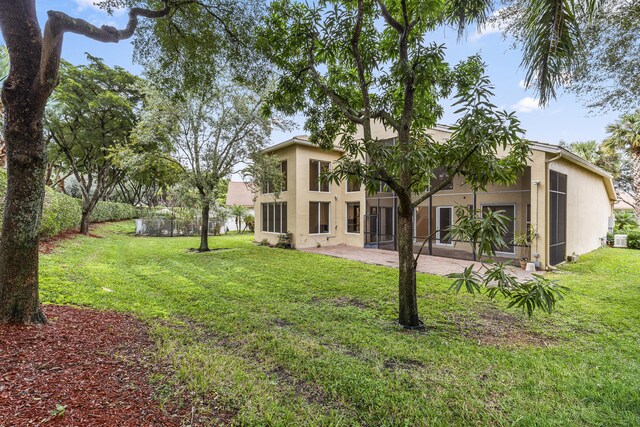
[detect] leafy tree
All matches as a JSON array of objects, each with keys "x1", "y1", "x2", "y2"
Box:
[
  {"x1": 243, "y1": 152, "x2": 286, "y2": 200},
  {"x1": 261, "y1": 0, "x2": 533, "y2": 328},
  {"x1": 45, "y1": 56, "x2": 143, "y2": 234},
  {"x1": 0, "y1": 0, "x2": 261, "y2": 324},
  {"x1": 568, "y1": 0, "x2": 639, "y2": 111},
  {"x1": 604, "y1": 111, "x2": 640, "y2": 218},
  {"x1": 170, "y1": 82, "x2": 271, "y2": 252}
]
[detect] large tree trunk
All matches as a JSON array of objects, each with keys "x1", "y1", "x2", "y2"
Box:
[
  {"x1": 397, "y1": 195, "x2": 420, "y2": 328},
  {"x1": 80, "y1": 209, "x2": 91, "y2": 235},
  {"x1": 0, "y1": 100, "x2": 47, "y2": 324},
  {"x1": 632, "y1": 149, "x2": 640, "y2": 220},
  {"x1": 199, "y1": 203, "x2": 210, "y2": 252}
]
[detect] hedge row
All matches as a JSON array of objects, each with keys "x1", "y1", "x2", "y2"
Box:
[{"x1": 0, "y1": 169, "x2": 140, "y2": 239}]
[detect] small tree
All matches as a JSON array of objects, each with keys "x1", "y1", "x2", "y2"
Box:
[
  {"x1": 45, "y1": 56, "x2": 143, "y2": 234},
  {"x1": 170, "y1": 82, "x2": 271, "y2": 251},
  {"x1": 262, "y1": 0, "x2": 533, "y2": 328},
  {"x1": 230, "y1": 205, "x2": 248, "y2": 233}
]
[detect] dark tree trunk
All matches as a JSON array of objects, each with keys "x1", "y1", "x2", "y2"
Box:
[
  {"x1": 0, "y1": 98, "x2": 47, "y2": 324},
  {"x1": 397, "y1": 195, "x2": 420, "y2": 328},
  {"x1": 80, "y1": 209, "x2": 91, "y2": 235},
  {"x1": 199, "y1": 203, "x2": 210, "y2": 252}
]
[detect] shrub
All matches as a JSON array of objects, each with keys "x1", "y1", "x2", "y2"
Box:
[
  {"x1": 0, "y1": 169, "x2": 140, "y2": 239},
  {"x1": 275, "y1": 232, "x2": 293, "y2": 249},
  {"x1": 627, "y1": 229, "x2": 640, "y2": 250}
]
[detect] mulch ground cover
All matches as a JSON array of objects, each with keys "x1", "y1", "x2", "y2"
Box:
[{"x1": 0, "y1": 305, "x2": 183, "y2": 426}]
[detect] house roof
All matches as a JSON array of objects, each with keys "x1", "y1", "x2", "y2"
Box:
[
  {"x1": 225, "y1": 181, "x2": 254, "y2": 207},
  {"x1": 262, "y1": 135, "x2": 345, "y2": 154},
  {"x1": 529, "y1": 141, "x2": 616, "y2": 201},
  {"x1": 261, "y1": 129, "x2": 616, "y2": 201}
]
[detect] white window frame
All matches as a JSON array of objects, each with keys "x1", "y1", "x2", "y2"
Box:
[
  {"x1": 435, "y1": 206, "x2": 454, "y2": 246},
  {"x1": 480, "y1": 203, "x2": 517, "y2": 255},
  {"x1": 345, "y1": 202, "x2": 361, "y2": 234},
  {"x1": 309, "y1": 159, "x2": 331, "y2": 193},
  {"x1": 261, "y1": 202, "x2": 287, "y2": 234},
  {"x1": 309, "y1": 201, "x2": 331, "y2": 235}
]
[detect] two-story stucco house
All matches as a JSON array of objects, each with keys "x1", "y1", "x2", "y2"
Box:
[{"x1": 254, "y1": 125, "x2": 616, "y2": 270}]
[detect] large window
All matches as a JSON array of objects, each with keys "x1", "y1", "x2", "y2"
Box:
[
  {"x1": 346, "y1": 202, "x2": 360, "y2": 233},
  {"x1": 262, "y1": 161, "x2": 287, "y2": 194},
  {"x1": 261, "y1": 202, "x2": 287, "y2": 233},
  {"x1": 309, "y1": 202, "x2": 330, "y2": 234},
  {"x1": 309, "y1": 160, "x2": 330, "y2": 192},
  {"x1": 346, "y1": 176, "x2": 361, "y2": 192},
  {"x1": 482, "y1": 204, "x2": 516, "y2": 253}
]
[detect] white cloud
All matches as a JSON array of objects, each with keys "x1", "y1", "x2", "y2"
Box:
[
  {"x1": 518, "y1": 80, "x2": 527, "y2": 89},
  {"x1": 471, "y1": 9, "x2": 506, "y2": 41},
  {"x1": 512, "y1": 97, "x2": 540, "y2": 113}
]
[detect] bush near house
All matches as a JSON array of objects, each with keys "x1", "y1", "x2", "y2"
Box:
[
  {"x1": 0, "y1": 169, "x2": 140, "y2": 239},
  {"x1": 608, "y1": 210, "x2": 640, "y2": 249}
]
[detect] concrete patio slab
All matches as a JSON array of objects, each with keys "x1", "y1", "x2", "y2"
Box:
[{"x1": 302, "y1": 245, "x2": 541, "y2": 280}]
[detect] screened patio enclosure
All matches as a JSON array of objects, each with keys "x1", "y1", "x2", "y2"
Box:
[{"x1": 364, "y1": 169, "x2": 535, "y2": 263}]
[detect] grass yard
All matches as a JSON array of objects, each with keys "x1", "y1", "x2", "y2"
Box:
[{"x1": 39, "y1": 222, "x2": 640, "y2": 426}]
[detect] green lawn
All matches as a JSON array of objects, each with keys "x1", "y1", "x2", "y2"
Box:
[{"x1": 39, "y1": 222, "x2": 640, "y2": 426}]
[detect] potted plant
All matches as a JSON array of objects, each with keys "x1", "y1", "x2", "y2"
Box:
[{"x1": 513, "y1": 227, "x2": 536, "y2": 269}]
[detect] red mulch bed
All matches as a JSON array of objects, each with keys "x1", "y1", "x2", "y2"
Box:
[
  {"x1": 39, "y1": 230, "x2": 102, "y2": 254},
  {"x1": 0, "y1": 305, "x2": 183, "y2": 426}
]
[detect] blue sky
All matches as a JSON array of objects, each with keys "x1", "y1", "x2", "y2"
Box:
[{"x1": 33, "y1": 1, "x2": 619, "y2": 147}]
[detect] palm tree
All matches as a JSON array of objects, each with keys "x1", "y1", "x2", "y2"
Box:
[
  {"x1": 604, "y1": 111, "x2": 640, "y2": 218},
  {"x1": 513, "y1": 0, "x2": 602, "y2": 106}
]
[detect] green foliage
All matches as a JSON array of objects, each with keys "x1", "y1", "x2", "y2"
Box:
[
  {"x1": 274, "y1": 232, "x2": 293, "y2": 249},
  {"x1": 88, "y1": 200, "x2": 139, "y2": 223},
  {"x1": 45, "y1": 55, "x2": 149, "y2": 221},
  {"x1": 0, "y1": 169, "x2": 138, "y2": 239},
  {"x1": 39, "y1": 190, "x2": 82, "y2": 238},
  {"x1": 37, "y1": 224, "x2": 640, "y2": 425},
  {"x1": 447, "y1": 205, "x2": 567, "y2": 315},
  {"x1": 243, "y1": 213, "x2": 255, "y2": 233},
  {"x1": 614, "y1": 210, "x2": 637, "y2": 231},
  {"x1": 627, "y1": 229, "x2": 640, "y2": 250}
]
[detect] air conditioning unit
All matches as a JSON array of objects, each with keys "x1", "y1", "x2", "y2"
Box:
[{"x1": 613, "y1": 234, "x2": 628, "y2": 248}]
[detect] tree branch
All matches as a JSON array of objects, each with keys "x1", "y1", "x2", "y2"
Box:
[{"x1": 38, "y1": 2, "x2": 172, "y2": 95}]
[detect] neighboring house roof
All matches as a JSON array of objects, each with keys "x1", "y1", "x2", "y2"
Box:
[
  {"x1": 225, "y1": 181, "x2": 254, "y2": 207},
  {"x1": 614, "y1": 191, "x2": 635, "y2": 210}
]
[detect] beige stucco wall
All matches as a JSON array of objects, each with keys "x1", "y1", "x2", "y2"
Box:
[
  {"x1": 254, "y1": 143, "x2": 367, "y2": 249},
  {"x1": 255, "y1": 136, "x2": 614, "y2": 267},
  {"x1": 548, "y1": 157, "x2": 613, "y2": 259}
]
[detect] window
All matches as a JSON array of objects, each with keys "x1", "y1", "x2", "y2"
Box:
[
  {"x1": 262, "y1": 161, "x2": 287, "y2": 194},
  {"x1": 431, "y1": 167, "x2": 454, "y2": 191},
  {"x1": 346, "y1": 202, "x2": 360, "y2": 233},
  {"x1": 482, "y1": 204, "x2": 516, "y2": 253},
  {"x1": 309, "y1": 160, "x2": 330, "y2": 192},
  {"x1": 261, "y1": 202, "x2": 287, "y2": 233},
  {"x1": 346, "y1": 176, "x2": 361, "y2": 192},
  {"x1": 436, "y1": 206, "x2": 453, "y2": 245},
  {"x1": 309, "y1": 202, "x2": 330, "y2": 234}
]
